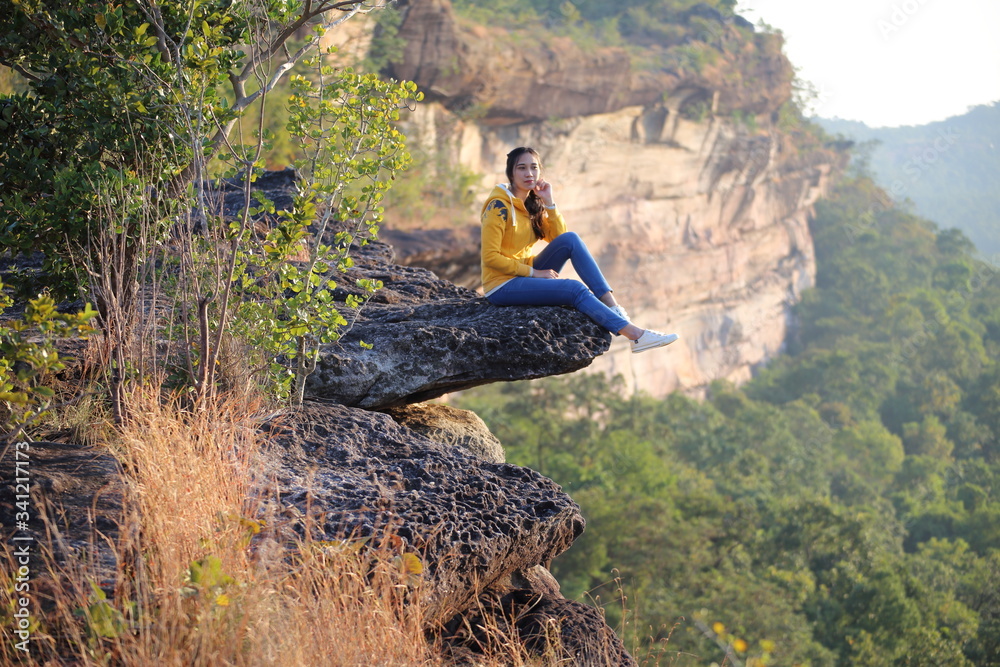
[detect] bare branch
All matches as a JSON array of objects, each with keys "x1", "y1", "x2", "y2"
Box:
[
  {"x1": 166, "y1": 0, "x2": 388, "y2": 199},
  {"x1": 5, "y1": 61, "x2": 42, "y2": 84}
]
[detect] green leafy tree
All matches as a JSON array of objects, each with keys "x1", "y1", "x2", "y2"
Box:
[
  {"x1": 455, "y1": 168, "x2": 1000, "y2": 665},
  {"x1": 0, "y1": 0, "x2": 419, "y2": 403},
  {"x1": 219, "y1": 67, "x2": 416, "y2": 401}
]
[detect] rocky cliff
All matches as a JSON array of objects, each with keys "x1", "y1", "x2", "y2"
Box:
[
  {"x1": 1, "y1": 171, "x2": 637, "y2": 665},
  {"x1": 1, "y1": 5, "x2": 844, "y2": 663},
  {"x1": 380, "y1": 0, "x2": 845, "y2": 397}
]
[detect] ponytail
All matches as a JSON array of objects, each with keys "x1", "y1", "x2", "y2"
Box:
[{"x1": 524, "y1": 190, "x2": 546, "y2": 240}]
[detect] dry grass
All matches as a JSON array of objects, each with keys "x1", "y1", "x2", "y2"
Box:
[
  {"x1": 0, "y1": 349, "x2": 636, "y2": 666},
  {"x1": 1, "y1": 385, "x2": 444, "y2": 666}
]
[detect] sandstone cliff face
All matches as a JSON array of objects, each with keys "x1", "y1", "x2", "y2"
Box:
[{"x1": 383, "y1": 0, "x2": 841, "y2": 397}]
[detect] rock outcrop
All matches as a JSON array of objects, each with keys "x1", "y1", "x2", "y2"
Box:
[
  {"x1": 306, "y1": 294, "x2": 611, "y2": 409},
  {"x1": 384, "y1": 403, "x2": 506, "y2": 463},
  {"x1": 295, "y1": 215, "x2": 612, "y2": 409},
  {"x1": 387, "y1": 0, "x2": 790, "y2": 124},
  {"x1": 381, "y1": 0, "x2": 845, "y2": 398},
  {"x1": 260, "y1": 402, "x2": 584, "y2": 619},
  {"x1": 3, "y1": 398, "x2": 630, "y2": 663},
  {"x1": 2, "y1": 170, "x2": 633, "y2": 663},
  {"x1": 254, "y1": 394, "x2": 634, "y2": 663},
  {"x1": 443, "y1": 588, "x2": 637, "y2": 665}
]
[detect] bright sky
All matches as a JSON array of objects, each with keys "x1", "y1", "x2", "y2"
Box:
[{"x1": 736, "y1": 0, "x2": 1000, "y2": 127}]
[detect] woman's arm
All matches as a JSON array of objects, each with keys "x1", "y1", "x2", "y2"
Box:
[
  {"x1": 543, "y1": 208, "x2": 567, "y2": 241},
  {"x1": 534, "y1": 179, "x2": 567, "y2": 241},
  {"x1": 481, "y1": 199, "x2": 533, "y2": 278}
]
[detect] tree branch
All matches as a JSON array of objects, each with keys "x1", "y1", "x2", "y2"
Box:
[
  {"x1": 136, "y1": 1, "x2": 176, "y2": 65},
  {"x1": 167, "y1": 0, "x2": 382, "y2": 198}
]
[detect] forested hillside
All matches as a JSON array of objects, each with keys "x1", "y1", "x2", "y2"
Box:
[
  {"x1": 819, "y1": 102, "x2": 1000, "y2": 257},
  {"x1": 455, "y1": 173, "x2": 1000, "y2": 666}
]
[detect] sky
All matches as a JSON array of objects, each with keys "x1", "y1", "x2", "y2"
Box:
[{"x1": 735, "y1": 0, "x2": 1000, "y2": 128}]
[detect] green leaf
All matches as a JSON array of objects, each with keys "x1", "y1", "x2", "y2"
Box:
[{"x1": 187, "y1": 555, "x2": 234, "y2": 590}]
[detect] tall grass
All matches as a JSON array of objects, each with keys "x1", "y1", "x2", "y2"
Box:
[{"x1": 1, "y1": 384, "x2": 439, "y2": 665}]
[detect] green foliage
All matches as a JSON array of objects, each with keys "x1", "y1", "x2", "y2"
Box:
[
  {"x1": 365, "y1": 2, "x2": 408, "y2": 75},
  {"x1": 183, "y1": 554, "x2": 236, "y2": 605},
  {"x1": 454, "y1": 172, "x2": 1000, "y2": 664},
  {"x1": 450, "y1": 0, "x2": 759, "y2": 80},
  {"x1": 0, "y1": 0, "x2": 243, "y2": 297},
  {"x1": 0, "y1": 280, "x2": 97, "y2": 442},
  {"x1": 218, "y1": 65, "x2": 417, "y2": 400},
  {"x1": 0, "y1": 1, "x2": 418, "y2": 403},
  {"x1": 75, "y1": 581, "x2": 131, "y2": 640}
]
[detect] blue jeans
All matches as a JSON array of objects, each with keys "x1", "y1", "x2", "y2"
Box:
[{"x1": 486, "y1": 232, "x2": 629, "y2": 334}]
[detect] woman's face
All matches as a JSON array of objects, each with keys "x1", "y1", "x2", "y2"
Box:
[{"x1": 510, "y1": 152, "x2": 541, "y2": 195}]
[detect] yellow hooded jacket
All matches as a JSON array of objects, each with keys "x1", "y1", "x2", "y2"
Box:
[{"x1": 480, "y1": 184, "x2": 567, "y2": 295}]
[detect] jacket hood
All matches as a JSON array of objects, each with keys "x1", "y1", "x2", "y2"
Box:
[{"x1": 481, "y1": 184, "x2": 527, "y2": 227}]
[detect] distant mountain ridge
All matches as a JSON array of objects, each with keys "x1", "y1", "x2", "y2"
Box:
[{"x1": 817, "y1": 102, "x2": 1000, "y2": 258}]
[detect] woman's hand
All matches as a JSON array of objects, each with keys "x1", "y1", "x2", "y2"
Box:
[
  {"x1": 531, "y1": 268, "x2": 559, "y2": 279},
  {"x1": 534, "y1": 178, "x2": 554, "y2": 207}
]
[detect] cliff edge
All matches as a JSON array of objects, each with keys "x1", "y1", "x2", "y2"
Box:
[{"x1": 1, "y1": 169, "x2": 637, "y2": 664}]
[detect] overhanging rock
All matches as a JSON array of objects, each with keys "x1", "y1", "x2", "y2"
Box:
[
  {"x1": 306, "y1": 299, "x2": 611, "y2": 409},
  {"x1": 304, "y1": 242, "x2": 612, "y2": 410},
  {"x1": 258, "y1": 402, "x2": 586, "y2": 622}
]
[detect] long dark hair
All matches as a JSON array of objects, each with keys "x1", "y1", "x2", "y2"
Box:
[{"x1": 505, "y1": 146, "x2": 546, "y2": 239}]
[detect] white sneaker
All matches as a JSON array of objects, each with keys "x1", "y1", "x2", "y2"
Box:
[
  {"x1": 631, "y1": 329, "x2": 679, "y2": 353},
  {"x1": 609, "y1": 304, "x2": 629, "y2": 321}
]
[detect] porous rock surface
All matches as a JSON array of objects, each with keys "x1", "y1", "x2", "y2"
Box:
[
  {"x1": 260, "y1": 400, "x2": 635, "y2": 663},
  {"x1": 383, "y1": 403, "x2": 506, "y2": 464},
  {"x1": 305, "y1": 231, "x2": 612, "y2": 410},
  {"x1": 443, "y1": 589, "x2": 638, "y2": 666},
  {"x1": 259, "y1": 402, "x2": 583, "y2": 618},
  {"x1": 306, "y1": 296, "x2": 611, "y2": 409}
]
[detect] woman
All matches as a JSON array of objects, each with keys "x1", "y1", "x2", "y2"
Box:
[{"x1": 481, "y1": 146, "x2": 678, "y2": 353}]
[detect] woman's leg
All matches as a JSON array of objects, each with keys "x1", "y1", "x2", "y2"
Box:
[
  {"x1": 487, "y1": 277, "x2": 629, "y2": 333},
  {"x1": 531, "y1": 232, "x2": 615, "y2": 302}
]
